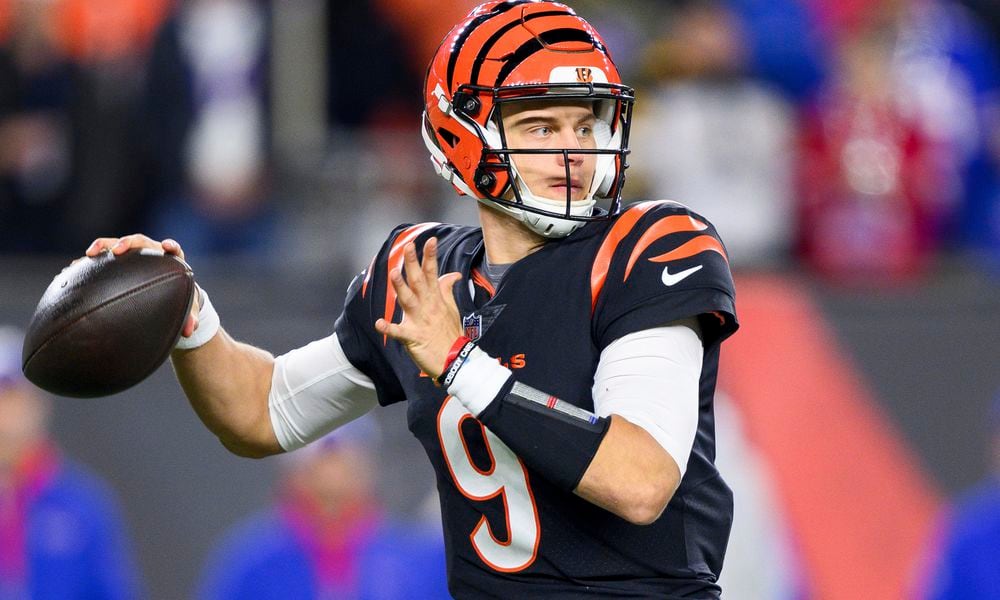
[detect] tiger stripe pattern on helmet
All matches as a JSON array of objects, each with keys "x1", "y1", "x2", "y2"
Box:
[{"x1": 423, "y1": 0, "x2": 635, "y2": 238}]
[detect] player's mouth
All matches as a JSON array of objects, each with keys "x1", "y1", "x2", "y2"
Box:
[{"x1": 548, "y1": 178, "x2": 586, "y2": 199}]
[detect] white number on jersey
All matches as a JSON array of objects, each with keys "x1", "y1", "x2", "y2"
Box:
[{"x1": 436, "y1": 396, "x2": 540, "y2": 572}]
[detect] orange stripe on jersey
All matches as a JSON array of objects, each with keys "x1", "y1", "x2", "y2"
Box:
[
  {"x1": 361, "y1": 254, "x2": 377, "y2": 299},
  {"x1": 590, "y1": 201, "x2": 664, "y2": 313},
  {"x1": 471, "y1": 269, "x2": 496, "y2": 297},
  {"x1": 646, "y1": 235, "x2": 729, "y2": 267},
  {"x1": 383, "y1": 223, "x2": 440, "y2": 344},
  {"x1": 623, "y1": 215, "x2": 709, "y2": 280}
]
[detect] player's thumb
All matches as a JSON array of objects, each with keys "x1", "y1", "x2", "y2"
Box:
[{"x1": 438, "y1": 272, "x2": 463, "y2": 304}]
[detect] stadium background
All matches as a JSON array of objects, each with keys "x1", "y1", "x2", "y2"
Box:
[{"x1": 3, "y1": 0, "x2": 1000, "y2": 598}]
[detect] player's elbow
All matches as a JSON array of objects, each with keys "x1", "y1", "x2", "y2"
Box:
[
  {"x1": 617, "y1": 481, "x2": 674, "y2": 525},
  {"x1": 215, "y1": 416, "x2": 283, "y2": 459},
  {"x1": 219, "y1": 434, "x2": 280, "y2": 459},
  {"x1": 614, "y1": 456, "x2": 681, "y2": 525}
]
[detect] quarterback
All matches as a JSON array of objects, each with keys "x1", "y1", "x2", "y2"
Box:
[{"x1": 88, "y1": 1, "x2": 738, "y2": 597}]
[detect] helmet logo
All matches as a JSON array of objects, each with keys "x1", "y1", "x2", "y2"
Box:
[{"x1": 549, "y1": 66, "x2": 608, "y2": 84}]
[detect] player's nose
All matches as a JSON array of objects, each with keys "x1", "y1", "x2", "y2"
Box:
[{"x1": 556, "y1": 149, "x2": 585, "y2": 167}]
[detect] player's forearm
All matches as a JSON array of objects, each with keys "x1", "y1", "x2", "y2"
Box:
[
  {"x1": 575, "y1": 416, "x2": 680, "y2": 525},
  {"x1": 468, "y1": 378, "x2": 678, "y2": 525},
  {"x1": 171, "y1": 328, "x2": 282, "y2": 458}
]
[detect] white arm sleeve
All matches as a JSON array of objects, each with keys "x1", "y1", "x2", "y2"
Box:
[
  {"x1": 592, "y1": 319, "x2": 703, "y2": 478},
  {"x1": 447, "y1": 319, "x2": 704, "y2": 478},
  {"x1": 267, "y1": 333, "x2": 378, "y2": 452}
]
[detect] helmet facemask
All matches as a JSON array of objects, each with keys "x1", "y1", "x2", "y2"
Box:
[
  {"x1": 464, "y1": 83, "x2": 633, "y2": 238},
  {"x1": 421, "y1": 0, "x2": 634, "y2": 238}
]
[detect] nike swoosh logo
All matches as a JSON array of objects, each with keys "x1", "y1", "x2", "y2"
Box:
[{"x1": 661, "y1": 264, "x2": 703, "y2": 287}]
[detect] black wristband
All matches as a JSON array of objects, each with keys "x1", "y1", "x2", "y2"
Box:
[
  {"x1": 436, "y1": 340, "x2": 477, "y2": 387},
  {"x1": 477, "y1": 380, "x2": 610, "y2": 493}
]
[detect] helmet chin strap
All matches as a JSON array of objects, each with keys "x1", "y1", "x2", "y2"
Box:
[{"x1": 504, "y1": 160, "x2": 596, "y2": 238}]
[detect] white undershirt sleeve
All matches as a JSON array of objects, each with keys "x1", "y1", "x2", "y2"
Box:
[
  {"x1": 267, "y1": 333, "x2": 378, "y2": 452},
  {"x1": 447, "y1": 318, "x2": 704, "y2": 478},
  {"x1": 592, "y1": 318, "x2": 703, "y2": 478}
]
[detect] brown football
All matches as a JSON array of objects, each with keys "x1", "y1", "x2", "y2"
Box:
[{"x1": 21, "y1": 248, "x2": 195, "y2": 398}]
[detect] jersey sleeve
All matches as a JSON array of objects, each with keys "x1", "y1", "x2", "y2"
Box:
[
  {"x1": 334, "y1": 222, "x2": 461, "y2": 406},
  {"x1": 591, "y1": 201, "x2": 739, "y2": 350}
]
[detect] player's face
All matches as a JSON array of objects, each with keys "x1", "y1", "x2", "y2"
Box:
[{"x1": 500, "y1": 100, "x2": 598, "y2": 202}]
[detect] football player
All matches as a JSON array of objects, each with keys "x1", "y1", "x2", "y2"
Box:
[{"x1": 87, "y1": 1, "x2": 738, "y2": 597}]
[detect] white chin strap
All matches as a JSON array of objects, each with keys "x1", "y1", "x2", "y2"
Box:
[
  {"x1": 513, "y1": 196, "x2": 595, "y2": 238},
  {"x1": 504, "y1": 167, "x2": 597, "y2": 239}
]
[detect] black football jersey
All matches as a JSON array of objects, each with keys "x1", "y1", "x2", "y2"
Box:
[{"x1": 335, "y1": 201, "x2": 738, "y2": 599}]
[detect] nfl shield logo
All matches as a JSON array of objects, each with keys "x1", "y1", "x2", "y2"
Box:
[{"x1": 463, "y1": 313, "x2": 482, "y2": 341}]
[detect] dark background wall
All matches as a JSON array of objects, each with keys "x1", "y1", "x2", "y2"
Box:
[{"x1": 812, "y1": 266, "x2": 1000, "y2": 496}]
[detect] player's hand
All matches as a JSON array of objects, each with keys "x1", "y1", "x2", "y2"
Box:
[
  {"x1": 375, "y1": 237, "x2": 464, "y2": 379},
  {"x1": 85, "y1": 234, "x2": 201, "y2": 338}
]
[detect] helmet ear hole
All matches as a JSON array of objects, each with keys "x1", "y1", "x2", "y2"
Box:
[
  {"x1": 454, "y1": 92, "x2": 482, "y2": 117},
  {"x1": 437, "y1": 128, "x2": 460, "y2": 148},
  {"x1": 474, "y1": 168, "x2": 497, "y2": 194}
]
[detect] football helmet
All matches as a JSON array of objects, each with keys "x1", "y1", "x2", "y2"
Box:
[{"x1": 422, "y1": 0, "x2": 634, "y2": 238}]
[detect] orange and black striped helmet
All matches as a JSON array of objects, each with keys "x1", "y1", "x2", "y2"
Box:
[{"x1": 421, "y1": 0, "x2": 635, "y2": 238}]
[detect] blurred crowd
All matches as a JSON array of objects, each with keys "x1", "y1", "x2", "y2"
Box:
[
  {"x1": 2, "y1": 0, "x2": 1000, "y2": 282},
  {"x1": 4, "y1": 0, "x2": 1000, "y2": 598}
]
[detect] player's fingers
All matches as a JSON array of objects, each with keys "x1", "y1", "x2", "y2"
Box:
[
  {"x1": 181, "y1": 313, "x2": 198, "y2": 338},
  {"x1": 86, "y1": 238, "x2": 121, "y2": 256},
  {"x1": 389, "y1": 267, "x2": 418, "y2": 310},
  {"x1": 161, "y1": 238, "x2": 186, "y2": 260},
  {"x1": 422, "y1": 237, "x2": 439, "y2": 282},
  {"x1": 111, "y1": 233, "x2": 159, "y2": 255},
  {"x1": 187, "y1": 286, "x2": 202, "y2": 321},
  {"x1": 375, "y1": 318, "x2": 411, "y2": 343},
  {"x1": 402, "y1": 243, "x2": 426, "y2": 292}
]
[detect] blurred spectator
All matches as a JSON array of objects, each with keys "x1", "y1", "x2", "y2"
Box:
[
  {"x1": 726, "y1": 0, "x2": 828, "y2": 102},
  {"x1": 196, "y1": 417, "x2": 449, "y2": 600},
  {"x1": 0, "y1": 0, "x2": 169, "y2": 255},
  {"x1": 798, "y1": 0, "x2": 1000, "y2": 283},
  {"x1": 327, "y1": 0, "x2": 424, "y2": 129},
  {"x1": 796, "y1": 14, "x2": 941, "y2": 284},
  {"x1": 0, "y1": 326, "x2": 144, "y2": 599},
  {"x1": 57, "y1": 0, "x2": 170, "y2": 251},
  {"x1": 368, "y1": 0, "x2": 475, "y2": 82},
  {"x1": 0, "y1": 0, "x2": 77, "y2": 253},
  {"x1": 142, "y1": 0, "x2": 276, "y2": 257},
  {"x1": 629, "y1": 0, "x2": 798, "y2": 267},
  {"x1": 923, "y1": 393, "x2": 1000, "y2": 599}
]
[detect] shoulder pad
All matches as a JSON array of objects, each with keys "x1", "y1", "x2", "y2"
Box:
[
  {"x1": 589, "y1": 201, "x2": 737, "y2": 346},
  {"x1": 591, "y1": 201, "x2": 731, "y2": 311}
]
